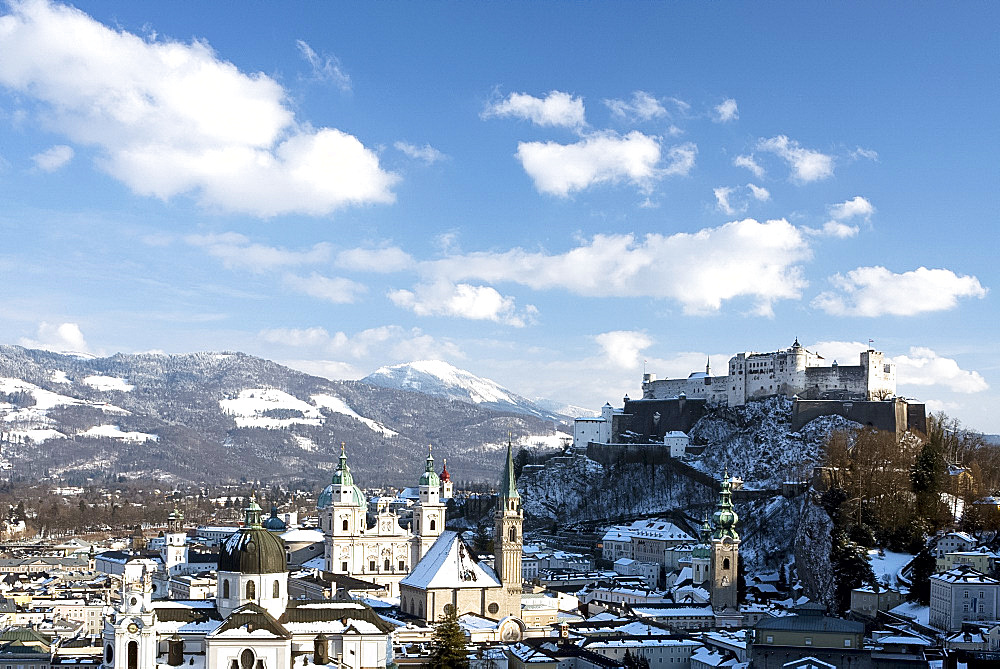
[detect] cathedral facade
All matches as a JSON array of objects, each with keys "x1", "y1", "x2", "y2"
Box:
[{"x1": 318, "y1": 447, "x2": 450, "y2": 597}]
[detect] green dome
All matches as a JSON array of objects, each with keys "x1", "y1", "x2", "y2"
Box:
[
  {"x1": 419, "y1": 449, "x2": 439, "y2": 487},
  {"x1": 317, "y1": 484, "x2": 334, "y2": 510},
  {"x1": 219, "y1": 499, "x2": 287, "y2": 574},
  {"x1": 263, "y1": 504, "x2": 286, "y2": 531}
]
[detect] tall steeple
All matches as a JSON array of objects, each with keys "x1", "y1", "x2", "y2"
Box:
[
  {"x1": 413, "y1": 444, "x2": 446, "y2": 561},
  {"x1": 710, "y1": 468, "x2": 740, "y2": 611},
  {"x1": 494, "y1": 434, "x2": 523, "y2": 618}
]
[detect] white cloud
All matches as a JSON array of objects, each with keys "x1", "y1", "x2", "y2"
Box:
[
  {"x1": 715, "y1": 183, "x2": 768, "y2": 214},
  {"x1": 829, "y1": 195, "x2": 874, "y2": 220},
  {"x1": 851, "y1": 147, "x2": 879, "y2": 162},
  {"x1": 424, "y1": 218, "x2": 811, "y2": 315},
  {"x1": 757, "y1": 135, "x2": 834, "y2": 182},
  {"x1": 516, "y1": 132, "x2": 689, "y2": 197},
  {"x1": 714, "y1": 186, "x2": 741, "y2": 215},
  {"x1": 0, "y1": 1, "x2": 397, "y2": 217},
  {"x1": 813, "y1": 266, "x2": 987, "y2": 316},
  {"x1": 336, "y1": 246, "x2": 415, "y2": 273},
  {"x1": 282, "y1": 272, "x2": 367, "y2": 304},
  {"x1": 185, "y1": 233, "x2": 331, "y2": 271},
  {"x1": 31, "y1": 144, "x2": 73, "y2": 171},
  {"x1": 893, "y1": 347, "x2": 989, "y2": 393},
  {"x1": 747, "y1": 183, "x2": 770, "y2": 201},
  {"x1": 733, "y1": 154, "x2": 764, "y2": 178},
  {"x1": 713, "y1": 98, "x2": 738, "y2": 123},
  {"x1": 259, "y1": 324, "x2": 463, "y2": 363},
  {"x1": 19, "y1": 321, "x2": 90, "y2": 354},
  {"x1": 483, "y1": 90, "x2": 585, "y2": 128},
  {"x1": 295, "y1": 39, "x2": 351, "y2": 91},
  {"x1": 595, "y1": 331, "x2": 652, "y2": 369},
  {"x1": 388, "y1": 280, "x2": 535, "y2": 327},
  {"x1": 604, "y1": 91, "x2": 667, "y2": 121},
  {"x1": 394, "y1": 141, "x2": 446, "y2": 164},
  {"x1": 804, "y1": 221, "x2": 858, "y2": 238},
  {"x1": 280, "y1": 359, "x2": 363, "y2": 381}
]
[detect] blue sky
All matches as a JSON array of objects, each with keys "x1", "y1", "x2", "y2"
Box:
[{"x1": 1, "y1": 1, "x2": 997, "y2": 430}]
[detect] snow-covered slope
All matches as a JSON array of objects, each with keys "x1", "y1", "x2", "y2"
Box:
[{"x1": 362, "y1": 360, "x2": 572, "y2": 422}]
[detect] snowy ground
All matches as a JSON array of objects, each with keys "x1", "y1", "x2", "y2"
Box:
[
  {"x1": 82, "y1": 375, "x2": 134, "y2": 392},
  {"x1": 869, "y1": 549, "x2": 913, "y2": 589},
  {"x1": 311, "y1": 393, "x2": 397, "y2": 437},
  {"x1": 80, "y1": 424, "x2": 158, "y2": 442}
]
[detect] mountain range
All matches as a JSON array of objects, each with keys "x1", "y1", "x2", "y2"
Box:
[{"x1": 0, "y1": 345, "x2": 570, "y2": 487}]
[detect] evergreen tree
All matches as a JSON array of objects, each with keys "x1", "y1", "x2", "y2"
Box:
[
  {"x1": 428, "y1": 608, "x2": 469, "y2": 669},
  {"x1": 830, "y1": 530, "x2": 876, "y2": 614},
  {"x1": 907, "y1": 546, "x2": 936, "y2": 606},
  {"x1": 912, "y1": 425, "x2": 945, "y2": 525}
]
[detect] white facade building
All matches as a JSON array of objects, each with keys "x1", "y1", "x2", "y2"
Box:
[
  {"x1": 929, "y1": 566, "x2": 1000, "y2": 631},
  {"x1": 601, "y1": 519, "x2": 691, "y2": 567},
  {"x1": 663, "y1": 431, "x2": 689, "y2": 458},
  {"x1": 572, "y1": 403, "x2": 616, "y2": 449},
  {"x1": 642, "y1": 340, "x2": 896, "y2": 406}
]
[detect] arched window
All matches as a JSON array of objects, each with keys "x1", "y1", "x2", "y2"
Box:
[
  {"x1": 222, "y1": 579, "x2": 230, "y2": 599},
  {"x1": 509, "y1": 527, "x2": 516, "y2": 542},
  {"x1": 342, "y1": 519, "x2": 349, "y2": 531},
  {"x1": 723, "y1": 558, "x2": 730, "y2": 570},
  {"x1": 246, "y1": 580, "x2": 255, "y2": 600},
  {"x1": 429, "y1": 519, "x2": 436, "y2": 531},
  {"x1": 272, "y1": 580, "x2": 279, "y2": 598},
  {"x1": 127, "y1": 641, "x2": 138, "y2": 669},
  {"x1": 384, "y1": 559, "x2": 391, "y2": 571},
  {"x1": 240, "y1": 649, "x2": 255, "y2": 669}
]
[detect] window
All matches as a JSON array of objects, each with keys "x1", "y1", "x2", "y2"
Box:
[
  {"x1": 272, "y1": 580, "x2": 279, "y2": 598},
  {"x1": 399, "y1": 560, "x2": 405, "y2": 570},
  {"x1": 804, "y1": 637, "x2": 812, "y2": 646},
  {"x1": 246, "y1": 580, "x2": 255, "y2": 600},
  {"x1": 369, "y1": 560, "x2": 376, "y2": 571},
  {"x1": 105, "y1": 645, "x2": 113, "y2": 664},
  {"x1": 384, "y1": 559, "x2": 391, "y2": 571},
  {"x1": 342, "y1": 519, "x2": 349, "y2": 531},
  {"x1": 723, "y1": 558, "x2": 730, "y2": 570},
  {"x1": 341, "y1": 561, "x2": 348, "y2": 571},
  {"x1": 240, "y1": 649, "x2": 255, "y2": 669},
  {"x1": 222, "y1": 579, "x2": 230, "y2": 599},
  {"x1": 765, "y1": 636, "x2": 773, "y2": 644},
  {"x1": 844, "y1": 639, "x2": 852, "y2": 648},
  {"x1": 509, "y1": 527, "x2": 516, "y2": 542},
  {"x1": 965, "y1": 590, "x2": 970, "y2": 598},
  {"x1": 488, "y1": 603, "x2": 499, "y2": 615}
]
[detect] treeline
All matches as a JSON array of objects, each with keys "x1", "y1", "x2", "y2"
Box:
[{"x1": 819, "y1": 413, "x2": 1000, "y2": 611}]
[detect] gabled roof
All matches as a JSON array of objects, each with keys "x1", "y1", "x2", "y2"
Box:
[
  {"x1": 280, "y1": 599, "x2": 395, "y2": 634},
  {"x1": 209, "y1": 603, "x2": 291, "y2": 639},
  {"x1": 400, "y1": 531, "x2": 501, "y2": 590}
]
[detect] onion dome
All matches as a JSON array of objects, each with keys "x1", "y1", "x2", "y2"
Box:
[
  {"x1": 319, "y1": 444, "x2": 366, "y2": 510},
  {"x1": 712, "y1": 468, "x2": 740, "y2": 541},
  {"x1": 419, "y1": 446, "x2": 440, "y2": 487},
  {"x1": 440, "y1": 459, "x2": 451, "y2": 483},
  {"x1": 219, "y1": 497, "x2": 287, "y2": 574},
  {"x1": 263, "y1": 504, "x2": 287, "y2": 531},
  {"x1": 317, "y1": 484, "x2": 333, "y2": 511}
]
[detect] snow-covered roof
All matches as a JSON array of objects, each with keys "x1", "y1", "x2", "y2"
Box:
[
  {"x1": 931, "y1": 566, "x2": 999, "y2": 585},
  {"x1": 280, "y1": 528, "x2": 324, "y2": 544},
  {"x1": 399, "y1": 531, "x2": 501, "y2": 590},
  {"x1": 602, "y1": 519, "x2": 690, "y2": 543}
]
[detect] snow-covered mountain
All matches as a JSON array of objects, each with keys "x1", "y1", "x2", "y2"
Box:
[
  {"x1": 362, "y1": 360, "x2": 573, "y2": 423},
  {"x1": 0, "y1": 345, "x2": 560, "y2": 485}
]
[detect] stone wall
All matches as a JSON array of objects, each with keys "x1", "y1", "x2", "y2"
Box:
[{"x1": 790, "y1": 398, "x2": 926, "y2": 437}]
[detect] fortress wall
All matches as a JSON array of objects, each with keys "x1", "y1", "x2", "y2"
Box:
[
  {"x1": 615, "y1": 397, "x2": 708, "y2": 442},
  {"x1": 790, "y1": 399, "x2": 923, "y2": 437},
  {"x1": 800, "y1": 366, "x2": 867, "y2": 399}
]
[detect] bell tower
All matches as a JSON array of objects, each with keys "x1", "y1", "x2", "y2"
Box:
[
  {"x1": 494, "y1": 438, "x2": 523, "y2": 618},
  {"x1": 710, "y1": 468, "x2": 740, "y2": 611},
  {"x1": 161, "y1": 508, "x2": 187, "y2": 575},
  {"x1": 413, "y1": 446, "x2": 446, "y2": 561}
]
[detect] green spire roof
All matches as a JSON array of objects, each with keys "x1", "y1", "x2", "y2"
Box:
[
  {"x1": 712, "y1": 468, "x2": 739, "y2": 541},
  {"x1": 419, "y1": 445, "x2": 440, "y2": 487},
  {"x1": 500, "y1": 437, "x2": 520, "y2": 500},
  {"x1": 245, "y1": 494, "x2": 263, "y2": 528},
  {"x1": 331, "y1": 442, "x2": 355, "y2": 486}
]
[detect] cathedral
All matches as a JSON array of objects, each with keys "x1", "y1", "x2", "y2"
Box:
[{"x1": 318, "y1": 445, "x2": 452, "y2": 597}]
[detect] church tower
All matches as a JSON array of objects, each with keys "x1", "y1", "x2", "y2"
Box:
[
  {"x1": 691, "y1": 519, "x2": 712, "y2": 586},
  {"x1": 494, "y1": 440, "x2": 523, "y2": 617},
  {"x1": 413, "y1": 447, "x2": 446, "y2": 561},
  {"x1": 710, "y1": 469, "x2": 740, "y2": 611},
  {"x1": 439, "y1": 459, "x2": 454, "y2": 500},
  {"x1": 161, "y1": 508, "x2": 187, "y2": 575},
  {"x1": 324, "y1": 444, "x2": 367, "y2": 573},
  {"x1": 103, "y1": 567, "x2": 157, "y2": 669}
]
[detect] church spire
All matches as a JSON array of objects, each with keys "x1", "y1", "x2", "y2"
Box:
[
  {"x1": 712, "y1": 468, "x2": 739, "y2": 541},
  {"x1": 500, "y1": 434, "x2": 519, "y2": 500},
  {"x1": 706, "y1": 356, "x2": 712, "y2": 376},
  {"x1": 332, "y1": 442, "x2": 354, "y2": 486}
]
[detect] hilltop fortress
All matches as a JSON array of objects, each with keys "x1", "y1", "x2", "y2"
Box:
[{"x1": 641, "y1": 338, "x2": 896, "y2": 406}]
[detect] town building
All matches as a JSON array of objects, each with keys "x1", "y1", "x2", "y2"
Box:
[
  {"x1": 929, "y1": 566, "x2": 1000, "y2": 631},
  {"x1": 751, "y1": 603, "x2": 865, "y2": 669}
]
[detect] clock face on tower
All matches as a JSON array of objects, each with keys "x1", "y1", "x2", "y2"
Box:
[{"x1": 127, "y1": 622, "x2": 139, "y2": 634}]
